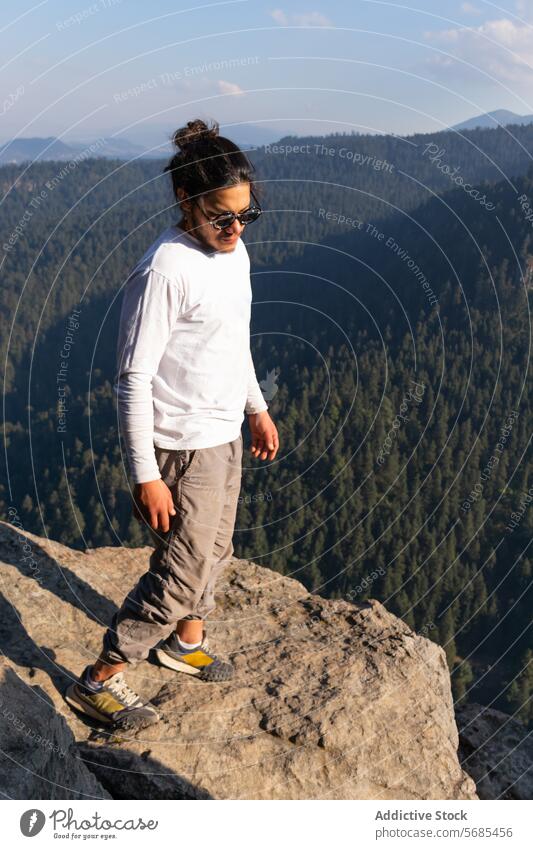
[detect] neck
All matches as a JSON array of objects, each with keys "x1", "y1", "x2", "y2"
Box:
[{"x1": 176, "y1": 219, "x2": 200, "y2": 242}]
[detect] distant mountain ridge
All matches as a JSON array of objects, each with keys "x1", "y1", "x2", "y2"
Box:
[
  {"x1": 0, "y1": 123, "x2": 284, "y2": 164},
  {"x1": 452, "y1": 109, "x2": 533, "y2": 132},
  {"x1": 4, "y1": 115, "x2": 533, "y2": 164},
  {"x1": 0, "y1": 136, "x2": 159, "y2": 164}
]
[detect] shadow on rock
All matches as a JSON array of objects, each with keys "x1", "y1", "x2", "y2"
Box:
[
  {"x1": 75, "y1": 741, "x2": 212, "y2": 799},
  {"x1": 0, "y1": 523, "x2": 117, "y2": 626}
]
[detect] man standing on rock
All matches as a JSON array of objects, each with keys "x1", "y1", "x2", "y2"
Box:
[{"x1": 65, "y1": 118, "x2": 278, "y2": 729}]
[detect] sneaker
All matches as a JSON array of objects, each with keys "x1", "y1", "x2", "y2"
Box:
[
  {"x1": 154, "y1": 630, "x2": 234, "y2": 681},
  {"x1": 64, "y1": 665, "x2": 160, "y2": 729}
]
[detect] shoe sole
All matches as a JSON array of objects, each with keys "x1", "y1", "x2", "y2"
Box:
[
  {"x1": 64, "y1": 684, "x2": 159, "y2": 727},
  {"x1": 153, "y1": 648, "x2": 202, "y2": 675}
]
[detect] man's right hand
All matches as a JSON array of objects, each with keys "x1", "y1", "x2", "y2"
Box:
[{"x1": 133, "y1": 479, "x2": 177, "y2": 531}]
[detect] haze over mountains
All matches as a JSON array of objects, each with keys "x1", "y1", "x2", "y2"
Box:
[
  {"x1": 0, "y1": 123, "x2": 284, "y2": 164},
  {"x1": 3, "y1": 111, "x2": 533, "y2": 164}
]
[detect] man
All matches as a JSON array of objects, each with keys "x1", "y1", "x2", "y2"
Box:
[{"x1": 65, "y1": 122, "x2": 278, "y2": 728}]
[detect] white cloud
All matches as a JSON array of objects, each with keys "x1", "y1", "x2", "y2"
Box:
[
  {"x1": 167, "y1": 78, "x2": 245, "y2": 97},
  {"x1": 423, "y1": 16, "x2": 533, "y2": 84},
  {"x1": 271, "y1": 9, "x2": 288, "y2": 25},
  {"x1": 217, "y1": 80, "x2": 245, "y2": 96},
  {"x1": 460, "y1": 2, "x2": 482, "y2": 15},
  {"x1": 270, "y1": 9, "x2": 332, "y2": 27}
]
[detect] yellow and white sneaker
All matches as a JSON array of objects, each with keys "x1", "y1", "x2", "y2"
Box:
[
  {"x1": 154, "y1": 631, "x2": 234, "y2": 681},
  {"x1": 64, "y1": 665, "x2": 160, "y2": 729}
]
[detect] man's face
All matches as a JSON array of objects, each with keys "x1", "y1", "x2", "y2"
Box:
[{"x1": 180, "y1": 183, "x2": 252, "y2": 253}]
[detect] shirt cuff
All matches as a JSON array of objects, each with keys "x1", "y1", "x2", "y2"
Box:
[
  {"x1": 246, "y1": 348, "x2": 268, "y2": 414},
  {"x1": 245, "y1": 398, "x2": 269, "y2": 414}
]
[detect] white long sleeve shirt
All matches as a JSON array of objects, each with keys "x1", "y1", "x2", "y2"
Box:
[{"x1": 114, "y1": 223, "x2": 268, "y2": 483}]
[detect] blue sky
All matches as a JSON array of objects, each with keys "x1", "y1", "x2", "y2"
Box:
[{"x1": 2, "y1": 0, "x2": 533, "y2": 146}]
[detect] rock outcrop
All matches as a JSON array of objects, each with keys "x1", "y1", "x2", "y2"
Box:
[
  {"x1": 0, "y1": 657, "x2": 111, "y2": 799},
  {"x1": 456, "y1": 702, "x2": 532, "y2": 800},
  {"x1": 0, "y1": 519, "x2": 477, "y2": 800}
]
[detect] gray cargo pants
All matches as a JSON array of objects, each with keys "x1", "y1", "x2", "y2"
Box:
[{"x1": 101, "y1": 433, "x2": 243, "y2": 666}]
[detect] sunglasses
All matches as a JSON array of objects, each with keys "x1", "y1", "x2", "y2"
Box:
[{"x1": 193, "y1": 189, "x2": 263, "y2": 230}]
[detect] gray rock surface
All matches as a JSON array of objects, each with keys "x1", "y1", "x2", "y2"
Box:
[
  {"x1": 456, "y1": 702, "x2": 532, "y2": 800},
  {"x1": 0, "y1": 519, "x2": 477, "y2": 799},
  {"x1": 0, "y1": 657, "x2": 110, "y2": 799}
]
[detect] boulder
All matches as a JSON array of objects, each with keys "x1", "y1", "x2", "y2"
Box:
[{"x1": 0, "y1": 519, "x2": 477, "y2": 799}]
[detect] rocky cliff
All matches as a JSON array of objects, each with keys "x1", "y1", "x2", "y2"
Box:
[
  {"x1": 0, "y1": 519, "x2": 487, "y2": 800},
  {"x1": 456, "y1": 702, "x2": 532, "y2": 800}
]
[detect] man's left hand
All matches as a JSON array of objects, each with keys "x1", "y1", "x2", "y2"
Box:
[{"x1": 247, "y1": 410, "x2": 279, "y2": 460}]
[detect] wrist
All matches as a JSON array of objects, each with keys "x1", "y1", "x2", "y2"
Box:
[{"x1": 134, "y1": 477, "x2": 162, "y2": 488}]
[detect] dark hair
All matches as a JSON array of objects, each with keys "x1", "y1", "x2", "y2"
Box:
[{"x1": 163, "y1": 118, "x2": 261, "y2": 209}]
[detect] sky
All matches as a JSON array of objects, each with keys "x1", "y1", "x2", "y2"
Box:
[{"x1": 2, "y1": 0, "x2": 533, "y2": 147}]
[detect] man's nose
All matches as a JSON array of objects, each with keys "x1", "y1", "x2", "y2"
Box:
[{"x1": 224, "y1": 219, "x2": 245, "y2": 236}]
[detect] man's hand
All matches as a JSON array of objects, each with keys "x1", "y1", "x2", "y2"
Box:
[
  {"x1": 133, "y1": 479, "x2": 176, "y2": 531},
  {"x1": 247, "y1": 410, "x2": 279, "y2": 460}
]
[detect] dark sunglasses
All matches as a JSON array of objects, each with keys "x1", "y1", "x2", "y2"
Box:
[{"x1": 193, "y1": 189, "x2": 263, "y2": 230}]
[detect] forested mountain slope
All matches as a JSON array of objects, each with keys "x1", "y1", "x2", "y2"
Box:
[{"x1": 1, "y1": 125, "x2": 531, "y2": 724}]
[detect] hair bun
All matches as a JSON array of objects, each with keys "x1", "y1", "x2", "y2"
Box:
[{"x1": 172, "y1": 118, "x2": 219, "y2": 152}]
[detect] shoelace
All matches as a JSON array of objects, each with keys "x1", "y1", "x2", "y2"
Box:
[
  {"x1": 106, "y1": 674, "x2": 141, "y2": 707},
  {"x1": 201, "y1": 636, "x2": 220, "y2": 659}
]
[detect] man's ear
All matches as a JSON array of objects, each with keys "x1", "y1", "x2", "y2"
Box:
[{"x1": 176, "y1": 188, "x2": 192, "y2": 219}]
